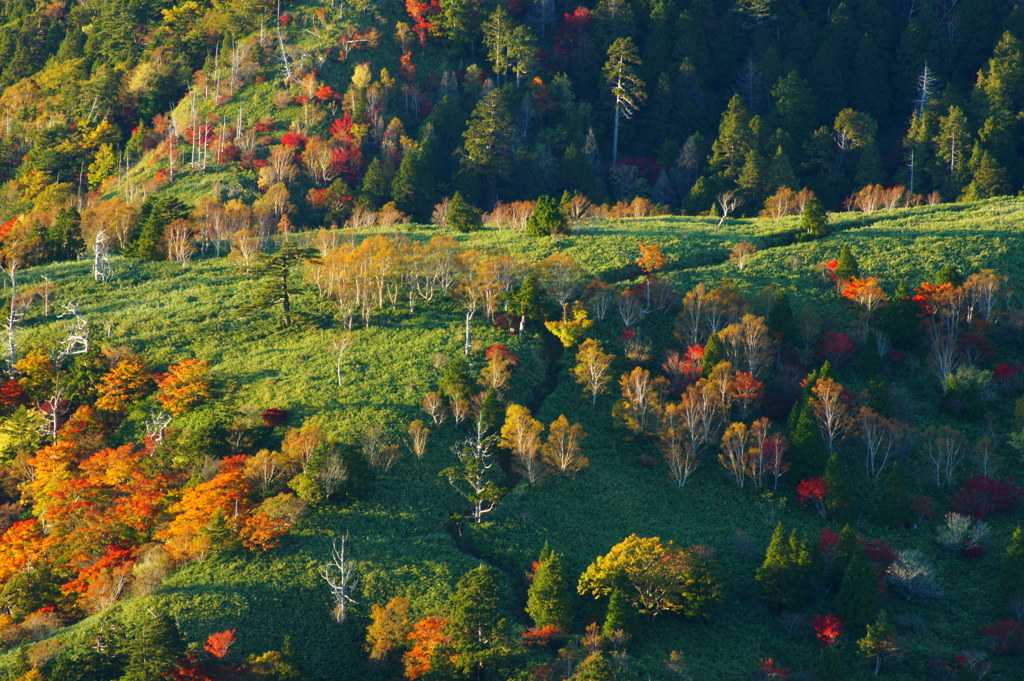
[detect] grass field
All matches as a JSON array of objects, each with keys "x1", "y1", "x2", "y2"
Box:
[{"x1": 6, "y1": 196, "x2": 1024, "y2": 680}]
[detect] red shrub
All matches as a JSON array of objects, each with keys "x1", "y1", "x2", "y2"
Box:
[
  {"x1": 981, "y1": 619, "x2": 1024, "y2": 655},
  {"x1": 953, "y1": 476, "x2": 1022, "y2": 520},
  {"x1": 813, "y1": 613, "x2": 843, "y2": 647},
  {"x1": 261, "y1": 408, "x2": 288, "y2": 427}
]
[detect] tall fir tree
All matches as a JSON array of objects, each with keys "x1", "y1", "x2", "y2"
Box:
[
  {"x1": 121, "y1": 611, "x2": 185, "y2": 681},
  {"x1": 836, "y1": 546, "x2": 879, "y2": 634},
  {"x1": 878, "y1": 463, "x2": 913, "y2": 529},
  {"x1": 526, "y1": 542, "x2": 572, "y2": 632}
]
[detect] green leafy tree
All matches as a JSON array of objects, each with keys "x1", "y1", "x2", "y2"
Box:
[
  {"x1": 709, "y1": 94, "x2": 753, "y2": 183},
  {"x1": 755, "y1": 523, "x2": 817, "y2": 609},
  {"x1": 603, "y1": 37, "x2": 646, "y2": 164},
  {"x1": 578, "y1": 534, "x2": 722, "y2": 619},
  {"x1": 576, "y1": 652, "x2": 615, "y2": 681},
  {"x1": 526, "y1": 196, "x2": 568, "y2": 236},
  {"x1": 526, "y1": 542, "x2": 572, "y2": 632}
]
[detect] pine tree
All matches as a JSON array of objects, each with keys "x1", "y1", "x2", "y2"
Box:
[
  {"x1": 813, "y1": 646, "x2": 846, "y2": 681},
  {"x1": 836, "y1": 546, "x2": 878, "y2": 634},
  {"x1": 877, "y1": 463, "x2": 912, "y2": 529},
  {"x1": 132, "y1": 195, "x2": 190, "y2": 260},
  {"x1": 601, "y1": 584, "x2": 637, "y2": 638},
  {"x1": 789, "y1": 402, "x2": 828, "y2": 481},
  {"x1": 857, "y1": 610, "x2": 900, "y2": 675},
  {"x1": 755, "y1": 523, "x2": 816, "y2": 609},
  {"x1": 604, "y1": 37, "x2": 646, "y2": 164},
  {"x1": 47, "y1": 207, "x2": 84, "y2": 261},
  {"x1": 509, "y1": 274, "x2": 546, "y2": 331},
  {"x1": 526, "y1": 196, "x2": 568, "y2": 236},
  {"x1": 701, "y1": 333, "x2": 725, "y2": 375},
  {"x1": 447, "y1": 192, "x2": 483, "y2": 233},
  {"x1": 768, "y1": 290, "x2": 794, "y2": 342},
  {"x1": 835, "y1": 246, "x2": 859, "y2": 280},
  {"x1": 526, "y1": 543, "x2": 572, "y2": 633},
  {"x1": 878, "y1": 281, "x2": 921, "y2": 350},
  {"x1": 122, "y1": 611, "x2": 185, "y2": 681},
  {"x1": 998, "y1": 526, "x2": 1024, "y2": 615},
  {"x1": 359, "y1": 157, "x2": 392, "y2": 210},
  {"x1": 710, "y1": 94, "x2": 753, "y2": 182},
  {"x1": 447, "y1": 564, "x2": 510, "y2": 675},
  {"x1": 963, "y1": 144, "x2": 1011, "y2": 200},
  {"x1": 823, "y1": 453, "x2": 854, "y2": 522},
  {"x1": 243, "y1": 244, "x2": 318, "y2": 328},
  {"x1": 800, "y1": 197, "x2": 828, "y2": 238},
  {"x1": 460, "y1": 88, "x2": 515, "y2": 202}
]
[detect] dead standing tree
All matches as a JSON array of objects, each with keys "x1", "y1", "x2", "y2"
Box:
[{"x1": 320, "y1": 534, "x2": 358, "y2": 624}]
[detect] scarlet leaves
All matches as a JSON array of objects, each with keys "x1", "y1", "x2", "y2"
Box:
[
  {"x1": 797, "y1": 478, "x2": 828, "y2": 518},
  {"x1": 814, "y1": 613, "x2": 843, "y2": 646},
  {"x1": 203, "y1": 629, "x2": 237, "y2": 659}
]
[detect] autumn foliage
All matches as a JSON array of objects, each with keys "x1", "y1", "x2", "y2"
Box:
[{"x1": 156, "y1": 359, "x2": 211, "y2": 416}]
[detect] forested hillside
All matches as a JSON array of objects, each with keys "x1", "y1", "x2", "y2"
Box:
[
  {"x1": 0, "y1": 197, "x2": 1021, "y2": 680},
  {"x1": 3, "y1": 0, "x2": 1024, "y2": 245},
  {"x1": 2, "y1": 0, "x2": 1024, "y2": 680}
]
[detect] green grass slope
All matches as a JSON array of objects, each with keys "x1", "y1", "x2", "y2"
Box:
[{"x1": 7, "y1": 197, "x2": 1024, "y2": 679}]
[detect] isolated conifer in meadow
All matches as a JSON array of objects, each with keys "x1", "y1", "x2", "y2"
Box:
[
  {"x1": 801, "y1": 197, "x2": 828, "y2": 238},
  {"x1": 448, "y1": 192, "x2": 483, "y2": 233},
  {"x1": 999, "y1": 526, "x2": 1024, "y2": 615},
  {"x1": 878, "y1": 463, "x2": 913, "y2": 529},
  {"x1": 526, "y1": 195, "x2": 568, "y2": 236},
  {"x1": 602, "y1": 584, "x2": 637, "y2": 638},
  {"x1": 526, "y1": 542, "x2": 572, "y2": 633},
  {"x1": 836, "y1": 546, "x2": 878, "y2": 634},
  {"x1": 835, "y1": 246, "x2": 859, "y2": 281}
]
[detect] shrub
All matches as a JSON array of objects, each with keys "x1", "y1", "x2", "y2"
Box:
[
  {"x1": 937, "y1": 512, "x2": 989, "y2": 557},
  {"x1": 885, "y1": 550, "x2": 940, "y2": 601},
  {"x1": 953, "y1": 476, "x2": 1022, "y2": 520}
]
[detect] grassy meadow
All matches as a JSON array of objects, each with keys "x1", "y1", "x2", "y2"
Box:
[{"x1": 6, "y1": 197, "x2": 1024, "y2": 679}]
